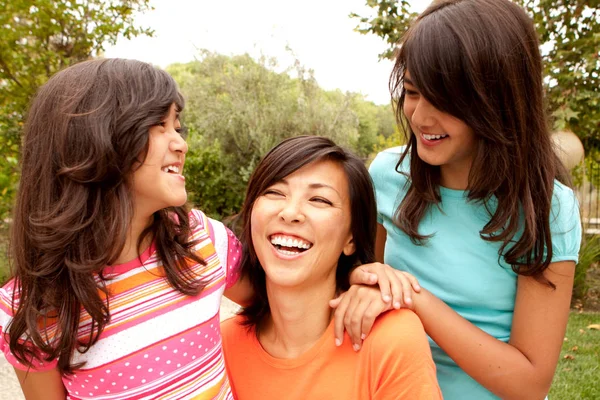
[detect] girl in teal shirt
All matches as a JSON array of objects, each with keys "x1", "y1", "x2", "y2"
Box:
[{"x1": 364, "y1": 0, "x2": 581, "y2": 399}]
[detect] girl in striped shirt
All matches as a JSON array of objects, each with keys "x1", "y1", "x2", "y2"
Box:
[{"x1": 0, "y1": 58, "x2": 253, "y2": 400}]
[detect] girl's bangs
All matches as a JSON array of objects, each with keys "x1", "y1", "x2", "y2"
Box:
[{"x1": 401, "y1": 13, "x2": 473, "y2": 121}]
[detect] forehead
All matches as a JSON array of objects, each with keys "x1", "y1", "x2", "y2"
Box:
[{"x1": 280, "y1": 159, "x2": 349, "y2": 192}]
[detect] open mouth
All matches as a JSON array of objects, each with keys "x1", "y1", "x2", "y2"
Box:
[
  {"x1": 270, "y1": 235, "x2": 313, "y2": 256},
  {"x1": 422, "y1": 133, "x2": 449, "y2": 141},
  {"x1": 162, "y1": 165, "x2": 181, "y2": 174}
]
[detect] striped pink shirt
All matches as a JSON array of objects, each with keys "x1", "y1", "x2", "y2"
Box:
[{"x1": 0, "y1": 209, "x2": 241, "y2": 399}]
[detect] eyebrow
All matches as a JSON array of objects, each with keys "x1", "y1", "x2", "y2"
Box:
[
  {"x1": 278, "y1": 179, "x2": 341, "y2": 196},
  {"x1": 404, "y1": 77, "x2": 414, "y2": 86}
]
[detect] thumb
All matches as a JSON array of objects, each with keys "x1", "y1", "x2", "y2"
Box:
[{"x1": 329, "y1": 296, "x2": 343, "y2": 309}]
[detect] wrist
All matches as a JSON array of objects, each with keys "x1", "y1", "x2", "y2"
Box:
[{"x1": 412, "y1": 287, "x2": 432, "y2": 316}]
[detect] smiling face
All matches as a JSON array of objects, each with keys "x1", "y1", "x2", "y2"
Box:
[
  {"x1": 132, "y1": 103, "x2": 188, "y2": 218},
  {"x1": 403, "y1": 71, "x2": 477, "y2": 187},
  {"x1": 250, "y1": 159, "x2": 355, "y2": 290}
]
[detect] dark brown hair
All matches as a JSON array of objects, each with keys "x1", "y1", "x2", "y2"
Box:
[
  {"x1": 235, "y1": 136, "x2": 377, "y2": 328},
  {"x1": 8, "y1": 58, "x2": 205, "y2": 373},
  {"x1": 389, "y1": 0, "x2": 570, "y2": 284}
]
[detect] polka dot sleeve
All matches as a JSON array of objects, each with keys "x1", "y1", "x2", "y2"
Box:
[
  {"x1": 205, "y1": 215, "x2": 242, "y2": 289},
  {"x1": 224, "y1": 227, "x2": 242, "y2": 289}
]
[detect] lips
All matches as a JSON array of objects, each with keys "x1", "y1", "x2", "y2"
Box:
[
  {"x1": 269, "y1": 234, "x2": 313, "y2": 256},
  {"x1": 419, "y1": 132, "x2": 448, "y2": 147}
]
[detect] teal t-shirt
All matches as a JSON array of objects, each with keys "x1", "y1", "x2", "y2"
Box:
[{"x1": 369, "y1": 147, "x2": 581, "y2": 400}]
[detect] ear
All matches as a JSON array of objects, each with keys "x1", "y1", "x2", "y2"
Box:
[{"x1": 342, "y1": 237, "x2": 355, "y2": 256}]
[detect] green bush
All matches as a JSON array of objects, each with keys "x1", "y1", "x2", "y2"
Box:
[{"x1": 574, "y1": 234, "x2": 600, "y2": 301}]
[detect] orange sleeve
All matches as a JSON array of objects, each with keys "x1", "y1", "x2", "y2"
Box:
[
  {"x1": 368, "y1": 310, "x2": 442, "y2": 400},
  {"x1": 220, "y1": 317, "x2": 240, "y2": 399}
]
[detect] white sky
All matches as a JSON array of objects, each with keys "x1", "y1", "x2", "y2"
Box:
[{"x1": 104, "y1": 0, "x2": 431, "y2": 105}]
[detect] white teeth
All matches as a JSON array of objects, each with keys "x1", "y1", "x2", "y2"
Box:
[
  {"x1": 162, "y1": 165, "x2": 180, "y2": 174},
  {"x1": 270, "y1": 235, "x2": 312, "y2": 250},
  {"x1": 423, "y1": 133, "x2": 448, "y2": 140}
]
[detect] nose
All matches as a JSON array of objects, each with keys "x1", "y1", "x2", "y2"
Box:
[
  {"x1": 170, "y1": 133, "x2": 188, "y2": 154},
  {"x1": 278, "y1": 199, "x2": 305, "y2": 224},
  {"x1": 410, "y1": 97, "x2": 437, "y2": 131}
]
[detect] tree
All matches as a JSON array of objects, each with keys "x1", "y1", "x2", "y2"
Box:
[
  {"x1": 351, "y1": 0, "x2": 600, "y2": 149},
  {"x1": 0, "y1": 0, "x2": 153, "y2": 220},
  {"x1": 168, "y1": 52, "x2": 396, "y2": 218}
]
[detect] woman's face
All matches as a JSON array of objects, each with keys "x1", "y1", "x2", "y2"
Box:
[
  {"x1": 403, "y1": 70, "x2": 477, "y2": 182},
  {"x1": 250, "y1": 159, "x2": 355, "y2": 290}
]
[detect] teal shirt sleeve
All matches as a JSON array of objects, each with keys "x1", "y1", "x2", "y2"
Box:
[
  {"x1": 550, "y1": 181, "x2": 582, "y2": 263},
  {"x1": 368, "y1": 146, "x2": 408, "y2": 226},
  {"x1": 368, "y1": 152, "x2": 386, "y2": 225}
]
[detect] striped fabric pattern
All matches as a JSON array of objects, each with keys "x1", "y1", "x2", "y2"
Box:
[{"x1": 0, "y1": 209, "x2": 241, "y2": 400}]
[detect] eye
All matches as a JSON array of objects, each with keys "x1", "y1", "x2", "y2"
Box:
[
  {"x1": 176, "y1": 125, "x2": 188, "y2": 139},
  {"x1": 310, "y1": 197, "x2": 333, "y2": 206},
  {"x1": 404, "y1": 88, "x2": 419, "y2": 97},
  {"x1": 263, "y1": 189, "x2": 284, "y2": 197}
]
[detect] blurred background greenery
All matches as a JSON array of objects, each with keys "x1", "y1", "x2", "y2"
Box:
[{"x1": 0, "y1": 0, "x2": 599, "y2": 397}]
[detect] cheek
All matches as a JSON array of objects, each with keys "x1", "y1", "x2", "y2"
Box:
[{"x1": 403, "y1": 98, "x2": 416, "y2": 120}]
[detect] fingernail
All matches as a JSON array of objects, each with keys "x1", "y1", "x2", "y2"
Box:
[
  {"x1": 353, "y1": 343, "x2": 360, "y2": 351},
  {"x1": 405, "y1": 298, "x2": 412, "y2": 304},
  {"x1": 361, "y1": 333, "x2": 366, "y2": 340},
  {"x1": 416, "y1": 285, "x2": 421, "y2": 291},
  {"x1": 335, "y1": 338, "x2": 342, "y2": 347},
  {"x1": 394, "y1": 302, "x2": 401, "y2": 309},
  {"x1": 383, "y1": 295, "x2": 391, "y2": 302}
]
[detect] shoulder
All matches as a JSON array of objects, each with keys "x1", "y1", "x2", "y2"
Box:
[
  {"x1": 368, "y1": 309, "x2": 426, "y2": 345},
  {"x1": 363, "y1": 309, "x2": 435, "y2": 375},
  {"x1": 221, "y1": 315, "x2": 249, "y2": 341},
  {"x1": 368, "y1": 146, "x2": 406, "y2": 179},
  {"x1": 551, "y1": 181, "x2": 579, "y2": 222},
  {"x1": 548, "y1": 181, "x2": 582, "y2": 261},
  {"x1": 368, "y1": 146, "x2": 410, "y2": 198},
  {"x1": 221, "y1": 315, "x2": 253, "y2": 353}
]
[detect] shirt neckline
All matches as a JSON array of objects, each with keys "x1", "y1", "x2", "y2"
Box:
[
  {"x1": 102, "y1": 241, "x2": 157, "y2": 276},
  {"x1": 250, "y1": 318, "x2": 335, "y2": 369}
]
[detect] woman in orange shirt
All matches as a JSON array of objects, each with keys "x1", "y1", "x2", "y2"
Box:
[{"x1": 221, "y1": 136, "x2": 441, "y2": 400}]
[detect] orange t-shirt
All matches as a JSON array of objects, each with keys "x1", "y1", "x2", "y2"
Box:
[{"x1": 221, "y1": 309, "x2": 442, "y2": 400}]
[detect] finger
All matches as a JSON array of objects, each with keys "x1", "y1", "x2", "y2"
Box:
[
  {"x1": 343, "y1": 294, "x2": 367, "y2": 351},
  {"x1": 375, "y1": 268, "x2": 392, "y2": 304},
  {"x1": 361, "y1": 300, "x2": 388, "y2": 339},
  {"x1": 348, "y1": 267, "x2": 377, "y2": 286},
  {"x1": 406, "y1": 272, "x2": 421, "y2": 292},
  {"x1": 387, "y1": 268, "x2": 403, "y2": 309},
  {"x1": 332, "y1": 292, "x2": 350, "y2": 346},
  {"x1": 399, "y1": 272, "x2": 413, "y2": 308},
  {"x1": 329, "y1": 296, "x2": 342, "y2": 309}
]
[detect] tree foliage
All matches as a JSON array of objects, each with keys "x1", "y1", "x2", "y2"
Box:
[
  {"x1": 168, "y1": 52, "x2": 397, "y2": 219},
  {"x1": 0, "y1": 0, "x2": 153, "y2": 220},
  {"x1": 351, "y1": 0, "x2": 600, "y2": 149}
]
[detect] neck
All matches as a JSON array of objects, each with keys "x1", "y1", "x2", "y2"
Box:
[
  {"x1": 259, "y1": 273, "x2": 337, "y2": 359},
  {"x1": 440, "y1": 160, "x2": 472, "y2": 190},
  {"x1": 114, "y1": 212, "x2": 153, "y2": 265}
]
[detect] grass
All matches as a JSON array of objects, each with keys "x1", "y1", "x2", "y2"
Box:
[{"x1": 550, "y1": 312, "x2": 600, "y2": 399}]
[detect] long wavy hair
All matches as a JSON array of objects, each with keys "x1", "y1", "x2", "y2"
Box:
[
  {"x1": 8, "y1": 58, "x2": 206, "y2": 373},
  {"x1": 235, "y1": 136, "x2": 377, "y2": 329},
  {"x1": 389, "y1": 0, "x2": 570, "y2": 284}
]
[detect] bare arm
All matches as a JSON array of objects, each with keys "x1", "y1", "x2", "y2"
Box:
[
  {"x1": 377, "y1": 225, "x2": 574, "y2": 399},
  {"x1": 414, "y1": 263, "x2": 572, "y2": 400},
  {"x1": 223, "y1": 275, "x2": 253, "y2": 307},
  {"x1": 14, "y1": 367, "x2": 66, "y2": 400}
]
